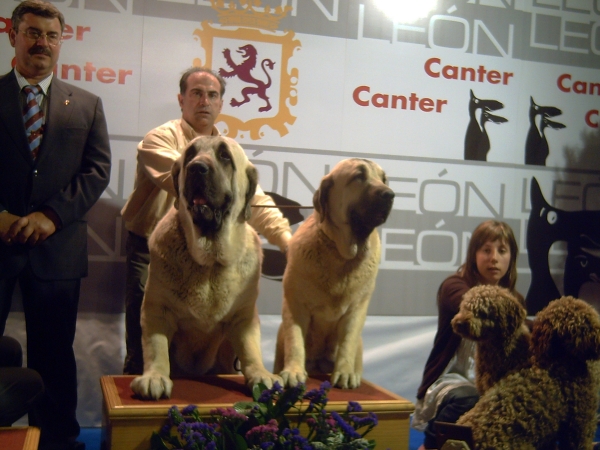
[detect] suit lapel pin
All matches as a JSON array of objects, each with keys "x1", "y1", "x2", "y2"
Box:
[{"x1": 65, "y1": 100, "x2": 70, "y2": 105}]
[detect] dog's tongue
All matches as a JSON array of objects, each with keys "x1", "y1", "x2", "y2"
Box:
[{"x1": 193, "y1": 197, "x2": 207, "y2": 206}]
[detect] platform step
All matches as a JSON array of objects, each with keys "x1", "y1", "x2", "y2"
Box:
[
  {"x1": 0, "y1": 426, "x2": 40, "y2": 450},
  {"x1": 101, "y1": 374, "x2": 414, "y2": 450}
]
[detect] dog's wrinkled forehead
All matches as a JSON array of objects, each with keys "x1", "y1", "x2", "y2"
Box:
[
  {"x1": 332, "y1": 158, "x2": 387, "y2": 184},
  {"x1": 183, "y1": 136, "x2": 240, "y2": 168},
  {"x1": 181, "y1": 136, "x2": 252, "y2": 181}
]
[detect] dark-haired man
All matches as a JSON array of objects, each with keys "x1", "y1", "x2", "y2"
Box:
[
  {"x1": 121, "y1": 67, "x2": 291, "y2": 375},
  {"x1": 0, "y1": 1, "x2": 111, "y2": 449}
]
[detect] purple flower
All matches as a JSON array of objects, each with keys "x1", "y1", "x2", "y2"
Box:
[
  {"x1": 191, "y1": 421, "x2": 217, "y2": 433},
  {"x1": 347, "y1": 401, "x2": 363, "y2": 413},
  {"x1": 281, "y1": 427, "x2": 313, "y2": 449},
  {"x1": 159, "y1": 423, "x2": 172, "y2": 437},
  {"x1": 331, "y1": 411, "x2": 361, "y2": 439},
  {"x1": 245, "y1": 418, "x2": 279, "y2": 443},
  {"x1": 183, "y1": 441, "x2": 196, "y2": 450},
  {"x1": 168, "y1": 405, "x2": 184, "y2": 425},
  {"x1": 211, "y1": 407, "x2": 248, "y2": 422},
  {"x1": 303, "y1": 381, "x2": 331, "y2": 411},
  {"x1": 282, "y1": 427, "x2": 301, "y2": 437},
  {"x1": 154, "y1": 378, "x2": 378, "y2": 450},
  {"x1": 351, "y1": 411, "x2": 379, "y2": 429},
  {"x1": 177, "y1": 422, "x2": 193, "y2": 438},
  {"x1": 285, "y1": 383, "x2": 306, "y2": 400},
  {"x1": 258, "y1": 381, "x2": 284, "y2": 403},
  {"x1": 191, "y1": 431, "x2": 206, "y2": 443},
  {"x1": 181, "y1": 404, "x2": 198, "y2": 416}
]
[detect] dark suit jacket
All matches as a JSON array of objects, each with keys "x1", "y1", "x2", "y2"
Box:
[{"x1": 0, "y1": 70, "x2": 111, "y2": 280}]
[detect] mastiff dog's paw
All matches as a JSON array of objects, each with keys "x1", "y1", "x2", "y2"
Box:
[
  {"x1": 279, "y1": 366, "x2": 308, "y2": 388},
  {"x1": 331, "y1": 371, "x2": 361, "y2": 389},
  {"x1": 130, "y1": 371, "x2": 174, "y2": 400}
]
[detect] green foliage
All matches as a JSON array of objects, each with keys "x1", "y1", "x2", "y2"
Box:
[{"x1": 151, "y1": 380, "x2": 379, "y2": 450}]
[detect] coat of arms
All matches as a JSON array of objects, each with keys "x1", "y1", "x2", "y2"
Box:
[{"x1": 193, "y1": 0, "x2": 301, "y2": 140}]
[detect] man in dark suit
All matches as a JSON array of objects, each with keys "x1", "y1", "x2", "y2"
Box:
[{"x1": 0, "y1": 1, "x2": 111, "y2": 449}]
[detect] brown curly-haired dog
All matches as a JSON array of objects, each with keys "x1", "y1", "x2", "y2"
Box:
[
  {"x1": 457, "y1": 296, "x2": 600, "y2": 450},
  {"x1": 451, "y1": 285, "x2": 531, "y2": 394}
]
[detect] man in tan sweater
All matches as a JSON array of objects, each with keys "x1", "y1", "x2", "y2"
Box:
[{"x1": 121, "y1": 67, "x2": 292, "y2": 374}]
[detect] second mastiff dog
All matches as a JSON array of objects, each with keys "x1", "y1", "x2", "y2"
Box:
[
  {"x1": 274, "y1": 158, "x2": 395, "y2": 389},
  {"x1": 130, "y1": 136, "x2": 280, "y2": 400}
]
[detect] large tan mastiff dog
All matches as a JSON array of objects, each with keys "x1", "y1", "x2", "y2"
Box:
[
  {"x1": 130, "y1": 136, "x2": 280, "y2": 399},
  {"x1": 274, "y1": 158, "x2": 395, "y2": 389}
]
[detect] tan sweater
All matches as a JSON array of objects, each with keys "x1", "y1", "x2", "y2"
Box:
[{"x1": 121, "y1": 118, "x2": 292, "y2": 251}]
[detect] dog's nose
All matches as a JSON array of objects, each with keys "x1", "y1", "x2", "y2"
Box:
[
  {"x1": 188, "y1": 161, "x2": 210, "y2": 175},
  {"x1": 381, "y1": 189, "x2": 395, "y2": 201},
  {"x1": 452, "y1": 318, "x2": 469, "y2": 334}
]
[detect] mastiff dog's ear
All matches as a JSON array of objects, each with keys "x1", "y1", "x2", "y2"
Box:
[
  {"x1": 243, "y1": 165, "x2": 258, "y2": 221},
  {"x1": 313, "y1": 175, "x2": 334, "y2": 223},
  {"x1": 171, "y1": 159, "x2": 182, "y2": 210}
]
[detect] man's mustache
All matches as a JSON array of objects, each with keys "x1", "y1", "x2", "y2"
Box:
[{"x1": 29, "y1": 46, "x2": 51, "y2": 57}]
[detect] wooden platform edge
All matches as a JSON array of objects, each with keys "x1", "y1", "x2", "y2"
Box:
[
  {"x1": 22, "y1": 427, "x2": 40, "y2": 450},
  {"x1": 100, "y1": 376, "x2": 122, "y2": 410},
  {"x1": 101, "y1": 375, "x2": 414, "y2": 418}
]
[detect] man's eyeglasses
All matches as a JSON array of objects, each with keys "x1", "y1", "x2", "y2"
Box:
[{"x1": 18, "y1": 28, "x2": 62, "y2": 46}]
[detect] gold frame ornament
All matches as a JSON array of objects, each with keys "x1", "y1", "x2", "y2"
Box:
[{"x1": 192, "y1": 2, "x2": 300, "y2": 140}]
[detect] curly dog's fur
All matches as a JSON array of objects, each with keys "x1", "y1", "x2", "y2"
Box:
[
  {"x1": 451, "y1": 285, "x2": 531, "y2": 394},
  {"x1": 457, "y1": 296, "x2": 600, "y2": 450}
]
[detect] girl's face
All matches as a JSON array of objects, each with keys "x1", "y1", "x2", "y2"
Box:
[{"x1": 475, "y1": 239, "x2": 511, "y2": 285}]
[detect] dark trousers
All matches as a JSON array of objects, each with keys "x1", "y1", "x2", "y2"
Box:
[
  {"x1": 0, "y1": 263, "x2": 81, "y2": 446},
  {"x1": 423, "y1": 384, "x2": 479, "y2": 449},
  {"x1": 0, "y1": 335, "x2": 44, "y2": 426},
  {"x1": 123, "y1": 231, "x2": 149, "y2": 375}
]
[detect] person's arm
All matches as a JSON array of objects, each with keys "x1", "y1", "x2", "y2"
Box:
[
  {"x1": 0, "y1": 211, "x2": 20, "y2": 244},
  {"x1": 5, "y1": 209, "x2": 58, "y2": 246},
  {"x1": 416, "y1": 275, "x2": 472, "y2": 400},
  {"x1": 248, "y1": 185, "x2": 292, "y2": 253},
  {"x1": 438, "y1": 275, "x2": 472, "y2": 317},
  {"x1": 136, "y1": 128, "x2": 182, "y2": 196}
]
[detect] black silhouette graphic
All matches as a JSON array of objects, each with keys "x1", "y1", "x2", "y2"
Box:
[
  {"x1": 524, "y1": 97, "x2": 565, "y2": 166},
  {"x1": 564, "y1": 234, "x2": 600, "y2": 299},
  {"x1": 526, "y1": 177, "x2": 600, "y2": 314},
  {"x1": 259, "y1": 192, "x2": 307, "y2": 281},
  {"x1": 464, "y1": 90, "x2": 508, "y2": 161},
  {"x1": 219, "y1": 44, "x2": 275, "y2": 112}
]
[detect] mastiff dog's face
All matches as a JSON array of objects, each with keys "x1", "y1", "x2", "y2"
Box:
[
  {"x1": 314, "y1": 158, "x2": 395, "y2": 242},
  {"x1": 172, "y1": 136, "x2": 258, "y2": 236}
]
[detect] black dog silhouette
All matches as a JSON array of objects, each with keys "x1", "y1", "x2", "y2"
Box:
[
  {"x1": 526, "y1": 177, "x2": 600, "y2": 314},
  {"x1": 524, "y1": 97, "x2": 565, "y2": 166},
  {"x1": 565, "y1": 234, "x2": 600, "y2": 299},
  {"x1": 464, "y1": 90, "x2": 508, "y2": 161}
]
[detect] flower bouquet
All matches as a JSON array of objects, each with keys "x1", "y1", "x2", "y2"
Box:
[{"x1": 151, "y1": 380, "x2": 379, "y2": 449}]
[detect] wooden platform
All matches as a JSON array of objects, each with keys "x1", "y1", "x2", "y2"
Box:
[
  {"x1": 0, "y1": 427, "x2": 40, "y2": 450},
  {"x1": 101, "y1": 374, "x2": 414, "y2": 450}
]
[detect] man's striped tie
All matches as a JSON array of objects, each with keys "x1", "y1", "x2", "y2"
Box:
[{"x1": 23, "y1": 85, "x2": 44, "y2": 159}]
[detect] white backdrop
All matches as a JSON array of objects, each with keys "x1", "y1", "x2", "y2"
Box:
[{"x1": 1, "y1": 0, "x2": 599, "y2": 427}]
